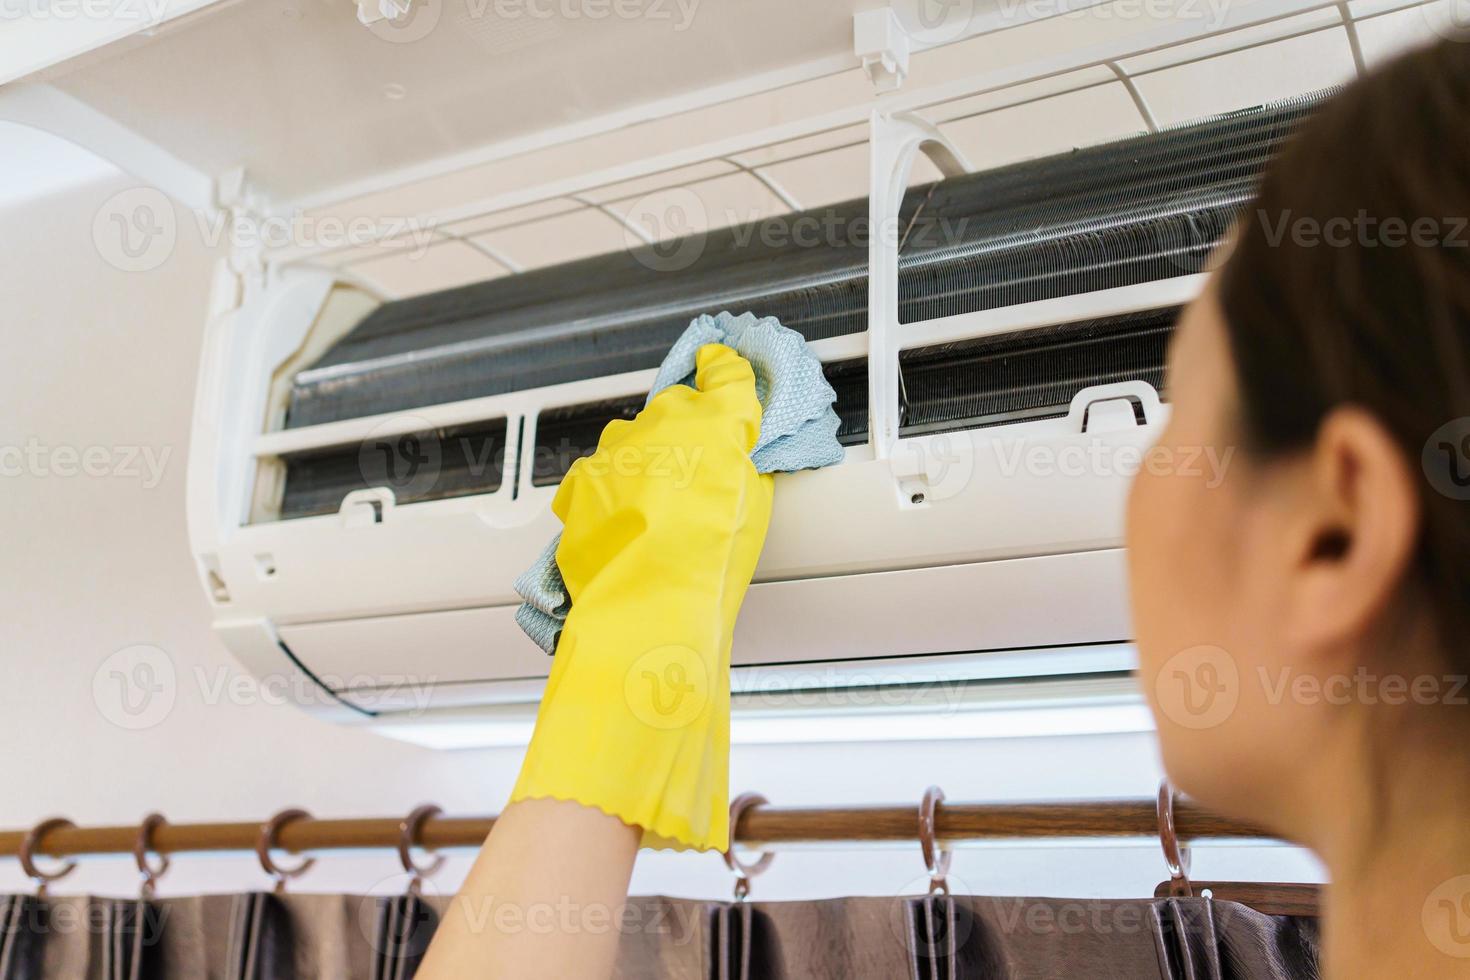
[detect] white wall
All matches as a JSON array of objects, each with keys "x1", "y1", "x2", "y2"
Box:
[{"x1": 0, "y1": 161, "x2": 1322, "y2": 907}]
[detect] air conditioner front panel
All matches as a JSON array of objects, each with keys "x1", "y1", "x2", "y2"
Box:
[
  {"x1": 281, "y1": 547, "x2": 1131, "y2": 709},
  {"x1": 277, "y1": 605, "x2": 546, "y2": 689},
  {"x1": 210, "y1": 405, "x2": 1154, "y2": 628}
]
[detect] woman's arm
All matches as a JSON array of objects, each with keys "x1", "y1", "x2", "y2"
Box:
[
  {"x1": 416, "y1": 798, "x2": 639, "y2": 979},
  {"x1": 417, "y1": 344, "x2": 773, "y2": 979}
]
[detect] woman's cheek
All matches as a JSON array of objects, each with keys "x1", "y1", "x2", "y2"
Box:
[
  {"x1": 1126, "y1": 437, "x2": 1228, "y2": 709},
  {"x1": 1127, "y1": 472, "x2": 1161, "y2": 686}
]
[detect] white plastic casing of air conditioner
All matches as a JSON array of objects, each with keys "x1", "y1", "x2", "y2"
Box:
[
  {"x1": 58, "y1": 0, "x2": 1397, "y2": 744},
  {"x1": 174, "y1": 7, "x2": 1243, "y2": 743},
  {"x1": 185, "y1": 251, "x2": 1199, "y2": 733}
]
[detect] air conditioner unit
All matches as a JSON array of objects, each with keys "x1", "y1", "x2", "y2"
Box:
[{"x1": 6, "y1": 0, "x2": 1424, "y2": 744}]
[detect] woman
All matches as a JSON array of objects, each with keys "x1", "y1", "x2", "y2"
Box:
[{"x1": 421, "y1": 37, "x2": 1470, "y2": 978}]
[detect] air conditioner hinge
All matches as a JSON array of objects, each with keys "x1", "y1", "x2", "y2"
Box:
[
  {"x1": 216, "y1": 167, "x2": 268, "y2": 295},
  {"x1": 854, "y1": 8, "x2": 911, "y2": 92}
]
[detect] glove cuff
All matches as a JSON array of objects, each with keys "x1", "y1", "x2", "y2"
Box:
[{"x1": 509, "y1": 607, "x2": 733, "y2": 851}]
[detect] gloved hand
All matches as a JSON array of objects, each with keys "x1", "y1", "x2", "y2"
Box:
[{"x1": 510, "y1": 344, "x2": 775, "y2": 851}]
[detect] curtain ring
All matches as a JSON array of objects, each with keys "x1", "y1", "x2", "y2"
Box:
[
  {"x1": 256, "y1": 808, "x2": 316, "y2": 895},
  {"x1": 133, "y1": 812, "x2": 171, "y2": 899},
  {"x1": 397, "y1": 804, "x2": 446, "y2": 896},
  {"x1": 18, "y1": 817, "x2": 77, "y2": 899},
  {"x1": 1157, "y1": 780, "x2": 1192, "y2": 897},
  {"x1": 722, "y1": 793, "x2": 775, "y2": 902},
  {"x1": 918, "y1": 786, "x2": 952, "y2": 895}
]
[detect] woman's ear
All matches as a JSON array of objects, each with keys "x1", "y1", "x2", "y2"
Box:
[{"x1": 1282, "y1": 406, "x2": 1421, "y2": 656}]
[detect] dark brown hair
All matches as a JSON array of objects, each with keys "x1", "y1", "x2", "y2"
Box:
[{"x1": 1219, "y1": 38, "x2": 1470, "y2": 645}]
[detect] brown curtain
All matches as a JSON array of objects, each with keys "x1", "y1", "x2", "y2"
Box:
[{"x1": 0, "y1": 891, "x2": 1319, "y2": 979}]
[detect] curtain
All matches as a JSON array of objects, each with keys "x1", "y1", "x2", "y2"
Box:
[{"x1": 0, "y1": 891, "x2": 1319, "y2": 979}]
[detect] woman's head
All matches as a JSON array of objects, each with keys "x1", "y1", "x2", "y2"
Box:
[{"x1": 1127, "y1": 38, "x2": 1470, "y2": 842}]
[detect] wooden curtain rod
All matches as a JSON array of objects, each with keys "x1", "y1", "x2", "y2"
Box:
[{"x1": 0, "y1": 798, "x2": 1271, "y2": 861}]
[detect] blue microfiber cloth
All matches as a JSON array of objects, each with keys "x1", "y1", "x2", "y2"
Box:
[{"x1": 514, "y1": 311, "x2": 846, "y2": 653}]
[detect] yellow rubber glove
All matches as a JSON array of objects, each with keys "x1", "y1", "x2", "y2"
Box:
[{"x1": 510, "y1": 344, "x2": 775, "y2": 851}]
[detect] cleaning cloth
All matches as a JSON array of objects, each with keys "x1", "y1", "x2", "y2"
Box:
[{"x1": 514, "y1": 311, "x2": 845, "y2": 652}]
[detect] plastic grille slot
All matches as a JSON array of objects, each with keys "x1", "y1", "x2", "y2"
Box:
[
  {"x1": 897, "y1": 308, "x2": 1178, "y2": 437},
  {"x1": 531, "y1": 394, "x2": 645, "y2": 487},
  {"x1": 276, "y1": 418, "x2": 508, "y2": 520},
  {"x1": 823, "y1": 358, "x2": 869, "y2": 447}
]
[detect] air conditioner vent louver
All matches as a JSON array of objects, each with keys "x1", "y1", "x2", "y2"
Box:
[
  {"x1": 531, "y1": 394, "x2": 645, "y2": 488},
  {"x1": 281, "y1": 94, "x2": 1319, "y2": 430},
  {"x1": 823, "y1": 358, "x2": 870, "y2": 446},
  {"x1": 897, "y1": 307, "x2": 1178, "y2": 437},
  {"x1": 277, "y1": 418, "x2": 508, "y2": 520},
  {"x1": 475, "y1": 303, "x2": 1175, "y2": 495}
]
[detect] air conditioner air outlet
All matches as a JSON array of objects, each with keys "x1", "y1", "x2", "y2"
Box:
[
  {"x1": 530, "y1": 393, "x2": 645, "y2": 488},
  {"x1": 272, "y1": 417, "x2": 509, "y2": 521},
  {"x1": 895, "y1": 306, "x2": 1177, "y2": 439}
]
